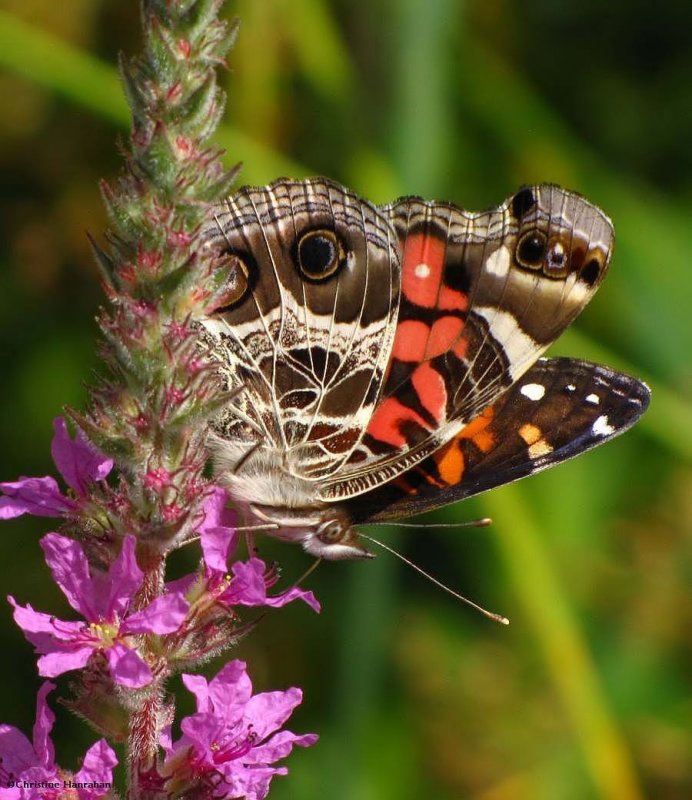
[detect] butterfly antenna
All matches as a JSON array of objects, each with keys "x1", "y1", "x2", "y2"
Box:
[
  {"x1": 358, "y1": 532, "x2": 509, "y2": 626},
  {"x1": 367, "y1": 518, "x2": 493, "y2": 530}
]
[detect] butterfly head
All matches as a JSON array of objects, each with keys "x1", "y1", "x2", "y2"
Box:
[{"x1": 247, "y1": 502, "x2": 372, "y2": 561}]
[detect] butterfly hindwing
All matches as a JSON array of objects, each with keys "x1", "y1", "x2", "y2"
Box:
[
  {"x1": 200, "y1": 179, "x2": 401, "y2": 481},
  {"x1": 349, "y1": 358, "x2": 650, "y2": 522}
]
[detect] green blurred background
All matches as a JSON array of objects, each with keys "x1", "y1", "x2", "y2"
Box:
[{"x1": 0, "y1": 1, "x2": 690, "y2": 798}]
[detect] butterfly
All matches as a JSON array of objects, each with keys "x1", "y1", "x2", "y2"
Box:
[{"x1": 198, "y1": 179, "x2": 650, "y2": 559}]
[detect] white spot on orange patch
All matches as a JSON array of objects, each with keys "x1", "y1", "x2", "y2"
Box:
[{"x1": 414, "y1": 262, "x2": 431, "y2": 279}]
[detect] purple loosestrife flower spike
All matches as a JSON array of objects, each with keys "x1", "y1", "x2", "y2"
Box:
[
  {"x1": 0, "y1": 418, "x2": 113, "y2": 520},
  {"x1": 161, "y1": 661, "x2": 317, "y2": 800},
  {"x1": 0, "y1": 682, "x2": 117, "y2": 799},
  {"x1": 9, "y1": 535, "x2": 189, "y2": 688}
]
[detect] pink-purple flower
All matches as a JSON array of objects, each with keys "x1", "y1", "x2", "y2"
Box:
[
  {"x1": 9, "y1": 534, "x2": 189, "y2": 688},
  {"x1": 0, "y1": 418, "x2": 113, "y2": 521},
  {"x1": 0, "y1": 681, "x2": 117, "y2": 799},
  {"x1": 194, "y1": 488, "x2": 321, "y2": 614},
  {"x1": 161, "y1": 660, "x2": 317, "y2": 800}
]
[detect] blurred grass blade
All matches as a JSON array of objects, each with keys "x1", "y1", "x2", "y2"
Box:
[
  {"x1": 281, "y1": 0, "x2": 356, "y2": 100},
  {"x1": 0, "y1": 10, "x2": 308, "y2": 182},
  {"x1": 0, "y1": 9, "x2": 128, "y2": 125},
  {"x1": 390, "y1": 0, "x2": 458, "y2": 194},
  {"x1": 484, "y1": 484, "x2": 646, "y2": 800}
]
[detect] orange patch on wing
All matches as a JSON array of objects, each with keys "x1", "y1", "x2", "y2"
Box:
[
  {"x1": 433, "y1": 440, "x2": 466, "y2": 485},
  {"x1": 458, "y1": 406, "x2": 496, "y2": 453},
  {"x1": 391, "y1": 319, "x2": 430, "y2": 362},
  {"x1": 519, "y1": 423, "x2": 553, "y2": 458},
  {"x1": 439, "y1": 284, "x2": 469, "y2": 312},
  {"x1": 453, "y1": 334, "x2": 469, "y2": 359},
  {"x1": 411, "y1": 362, "x2": 447, "y2": 421},
  {"x1": 518, "y1": 424, "x2": 541, "y2": 445},
  {"x1": 401, "y1": 233, "x2": 446, "y2": 308},
  {"x1": 427, "y1": 316, "x2": 465, "y2": 358},
  {"x1": 367, "y1": 397, "x2": 430, "y2": 447}
]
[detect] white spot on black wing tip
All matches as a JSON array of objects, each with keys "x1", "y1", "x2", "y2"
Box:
[
  {"x1": 592, "y1": 414, "x2": 615, "y2": 437},
  {"x1": 520, "y1": 383, "x2": 546, "y2": 401},
  {"x1": 585, "y1": 393, "x2": 600, "y2": 405}
]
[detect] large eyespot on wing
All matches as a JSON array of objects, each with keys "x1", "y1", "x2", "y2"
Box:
[
  {"x1": 294, "y1": 228, "x2": 346, "y2": 281},
  {"x1": 345, "y1": 358, "x2": 650, "y2": 521},
  {"x1": 197, "y1": 178, "x2": 402, "y2": 480},
  {"x1": 319, "y1": 185, "x2": 615, "y2": 502},
  {"x1": 498, "y1": 185, "x2": 613, "y2": 346}
]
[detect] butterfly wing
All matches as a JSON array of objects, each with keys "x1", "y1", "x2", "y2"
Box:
[
  {"x1": 346, "y1": 358, "x2": 650, "y2": 521},
  {"x1": 200, "y1": 178, "x2": 401, "y2": 480},
  {"x1": 320, "y1": 185, "x2": 615, "y2": 501}
]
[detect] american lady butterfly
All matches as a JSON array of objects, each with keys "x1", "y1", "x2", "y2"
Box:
[{"x1": 199, "y1": 180, "x2": 649, "y2": 559}]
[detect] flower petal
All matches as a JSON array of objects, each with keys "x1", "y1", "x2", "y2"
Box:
[
  {"x1": 123, "y1": 592, "x2": 188, "y2": 634},
  {"x1": 198, "y1": 487, "x2": 238, "y2": 572},
  {"x1": 41, "y1": 534, "x2": 96, "y2": 619},
  {"x1": 222, "y1": 559, "x2": 269, "y2": 604},
  {"x1": 201, "y1": 525, "x2": 237, "y2": 574},
  {"x1": 197, "y1": 486, "x2": 234, "y2": 534},
  {"x1": 9, "y1": 597, "x2": 85, "y2": 645},
  {"x1": 222, "y1": 559, "x2": 320, "y2": 613},
  {"x1": 0, "y1": 724, "x2": 36, "y2": 775},
  {"x1": 105, "y1": 643, "x2": 153, "y2": 688},
  {"x1": 180, "y1": 673, "x2": 212, "y2": 712},
  {"x1": 74, "y1": 738, "x2": 119, "y2": 790},
  {"x1": 51, "y1": 417, "x2": 113, "y2": 495},
  {"x1": 32, "y1": 682, "x2": 56, "y2": 769},
  {"x1": 206, "y1": 660, "x2": 253, "y2": 713},
  {"x1": 241, "y1": 729, "x2": 319, "y2": 765},
  {"x1": 262, "y1": 585, "x2": 321, "y2": 613},
  {"x1": 242, "y1": 688, "x2": 304, "y2": 741},
  {"x1": 103, "y1": 536, "x2": 143, "y2": 619},
  {"x1": 37, "y1": 646, "x2": 93, "y2": 678},
  {"x1": 221, "y1": 764, "x2": 287, "y2": 800},
  {"x1": 178, "y1": 712, "x2": 224, "y2": 759},
  {"x1": 0, "y1": 476, "x2": 73, "y2": 519}
]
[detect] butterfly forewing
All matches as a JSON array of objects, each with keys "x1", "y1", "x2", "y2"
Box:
[
  {"x1": 320, "y1": 186, "x2": 614, "y2": 501},
  {"x1": 348, "y1": 358, "x2": 650, "y2": 521}
]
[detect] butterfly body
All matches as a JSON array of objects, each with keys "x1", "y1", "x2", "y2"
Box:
[{"x1": 199, "y1": 179, "x2": 649, "y2": 558}]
